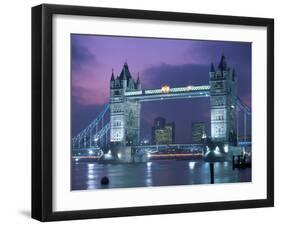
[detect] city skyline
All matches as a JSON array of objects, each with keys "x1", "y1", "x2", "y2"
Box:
[{"x1": 71, "y1": 34, "x2": 252, "y2": 143}]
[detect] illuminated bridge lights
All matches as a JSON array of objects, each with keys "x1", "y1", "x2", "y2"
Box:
[
  {"x1": 72, "y1": 104, "x2": 110, "y2": 146},
  {"x1": 123, "y1": 90, "x2": 142, "y2": 96},
  {"x1": 124, "y1": 85, "x2": 211, "y2": 97},
  {"x1": 72, "y1": 156, "x2": 100, "y2": 159},
  {"x1": 161, "y1": 85, "x2": 170, "y2": 93},
  {"x1": 150, "y1": 153, "x2": 203, "y2": 157},
  {"x1": 186, "y1": 85, "x2": 193, "y2": 91}
]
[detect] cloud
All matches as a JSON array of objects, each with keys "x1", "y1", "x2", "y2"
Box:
[
  {"x1": 71, "y1": 36, "x2": 110, "y2": 106},
  {"x1": 141, "y1": 63, "x2": 210, "y2": 88},
  {"x1": 182, "y1": 40, "x2": 252, "y2": 67},
  {"x1": 71, "y1": 41, "x2": 98, "y2": 72},
  {"x1": 72, "y1": 85, "x2": 107, "y2": 106}
]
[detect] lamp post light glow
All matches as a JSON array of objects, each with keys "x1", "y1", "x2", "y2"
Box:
[
  {"x1": 161, "y1": 85, "x2": 170, "y2": 93},
  {"x1": 214, "y1": 146, "x2": 220, "y2": 155},
  {"x1": 186, "y1": 85, "x2": 193, "y2": 91},
  {"x1": 224, "y1": 145, "x2": 229, "y2": 153}
]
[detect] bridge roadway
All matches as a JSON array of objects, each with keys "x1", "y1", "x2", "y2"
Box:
[
  {"x1": 124, "y1": 85, "x2": 210, "y2": 102},
  {"x1": 134, "y1": 143, "x2": 203, "y2": 151},
  {"x1": 73, "y1": 141, "x2": 251, "y2": 153}
]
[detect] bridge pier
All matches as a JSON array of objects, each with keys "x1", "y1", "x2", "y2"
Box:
[{"x1": 106, "y1": 142, "x2": 134, "y2": 163}]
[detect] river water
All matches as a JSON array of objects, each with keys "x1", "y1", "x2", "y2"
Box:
[{"x1": 71, "y1": 160, "x2": 251, "y2": 190}]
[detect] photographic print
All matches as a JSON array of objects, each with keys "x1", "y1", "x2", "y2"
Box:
[
  {"x1": 71, "y1": 34, "x2": 252, "y2": 190},
  {"x1": 32, "y1": 4, "x2": 274, "y2": 221}
]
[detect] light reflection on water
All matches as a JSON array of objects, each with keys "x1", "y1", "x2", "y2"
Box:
[
  {"x1": 189, "y1": 161, "x2": 196, "y2": 170},
  {"x1": 146, "y1": 162, "x2": 153, "y2": 186},
  {"x1": 71, "y1": 160, "x2": 251, "y2": 190}
]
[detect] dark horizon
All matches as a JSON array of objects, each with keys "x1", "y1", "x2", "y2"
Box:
[{"x1": 71, "y1": 34, "x2": 251, "y2": 143}]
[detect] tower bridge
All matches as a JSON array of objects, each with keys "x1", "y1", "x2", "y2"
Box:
[{"x1": 72, "y1": 54, "x2": 251, "y2": 162}]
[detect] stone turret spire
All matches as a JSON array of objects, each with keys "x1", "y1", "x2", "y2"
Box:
[
  {"x1": 136, "y1": 73, "x2": 141, "y2": 90},
  {"x1": 210, "y1": 63, "x2": 215, "y2": 72},
  {"x1": 120, "y1": 61, "x2": 132, "y2": 80},
  {"x1": 110, "y1": 69, "x2": 116, "y2": 88},
  {"x1": 232, "y1": 68, "x2": 236, "y2": 81},
  {"x1": 110, "y1": 68, "x2": 115, "y2": 81},
  {"x1": 218, "y1": 53, "x2": 228, "y2": 70}
]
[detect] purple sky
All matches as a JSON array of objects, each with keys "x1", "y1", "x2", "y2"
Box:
[{"x1": 71, "y1": 34, "x2": 251, "y2": 143}]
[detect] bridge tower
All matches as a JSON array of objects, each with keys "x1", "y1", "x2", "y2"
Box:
[
  {"x1": 209, "y1": 54, "x2": 237, "y2": 145},
  {"x1": 109, "y1": 62, "x2": 141, "y2": 160}
]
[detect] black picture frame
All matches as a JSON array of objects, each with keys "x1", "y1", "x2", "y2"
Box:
[{"x1": 32, "y1": 4, "x2": 274, "y2": 222}]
